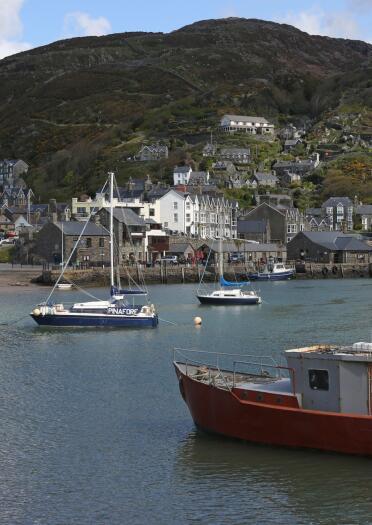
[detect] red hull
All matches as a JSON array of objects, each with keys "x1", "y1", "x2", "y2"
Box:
[{"x1": 176, "y1": 365, "x2": 372, "y2": 456}]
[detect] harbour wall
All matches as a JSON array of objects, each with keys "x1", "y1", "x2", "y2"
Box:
[{"x1": 33, "y1": 262, "x2": 372, "y2": 286}]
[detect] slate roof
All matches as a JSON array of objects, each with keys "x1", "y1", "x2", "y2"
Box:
[
  {"x1": 220, "y1": 148, "x2": 251, "y2": 155},
  {"x1": 111, "y1": 208, "x2": 146, "y2": 226},
  {"x1": 254, "y1": 172, "x2": 278, "y2": 183},
  {"x1": 169, "y1": 243, "x2": 193, "y2": 253},
  {"x1": 300, "y1": 231, "x2": 372, "y2": 251},
  {"x1": 55, "y1": 221, "x2": 109, "y2": 236},
  {"x1": 173, "y1": 166, "x2": 191, "y2": 173},
  {"x1": 322, "y1": 197, "x2": 353, "y2": 208},
  {"x1": 222, "y1": 115, "x2": 269, "y2": 124},
  {"x1": 356, "y1": 205, "x2": 372, "y2": 215}
]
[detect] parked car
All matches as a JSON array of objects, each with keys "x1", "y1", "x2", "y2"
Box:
[
  {"x1": 160, "y1": 255, "x2": 178, "y2": 265},
  {"x1": 0, "y1": 238, "x2": 15, "y2": 246},
  {"x1": 229, "y1": 252, "x2": 245, "y2": 263}
]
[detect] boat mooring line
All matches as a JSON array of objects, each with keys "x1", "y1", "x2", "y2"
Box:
[
  {"x1": 158, "y1": 317, "x2": 178, "y2": 326},
  {"x1": 0, "y1": 313, "x2": 31, "y2": 327}
]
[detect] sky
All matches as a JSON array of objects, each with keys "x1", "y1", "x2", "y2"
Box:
[{"x1": 0, "y1": 0, "x2": 372, "y2": 59}]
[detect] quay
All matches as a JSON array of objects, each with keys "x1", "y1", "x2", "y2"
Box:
[{"x1": 31, "y1": 261, "x2": 372, "y2": 286}]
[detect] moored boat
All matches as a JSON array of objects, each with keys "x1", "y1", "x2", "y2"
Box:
[
  {"x1": 30, "y1": 172, "x2": 158, "y2": 328},
  {"x1": 174, "y1": 342, "x2": 372, "y2": 456},
  {"x1": 248, "y1": 262, "x2": 294, "y2": 281}
]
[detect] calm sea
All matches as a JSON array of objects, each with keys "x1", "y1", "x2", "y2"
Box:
[{"x1": 1, "y1": 279, "x2": 372, "y2": 524}]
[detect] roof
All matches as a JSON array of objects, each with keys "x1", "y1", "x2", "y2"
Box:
[
  {"x1": 254, "y1": 172, "x2": 278, "y2": 182},
  {"x1": 173, "y1": 166, "x2": 191, "y2": 174},
  {"x1": 111, "y1": 208, "x2": 146, "y2": 226},
  {"x1": 169, "y1": 243, "x2": 193, "y2": 253},
  {"x1": 222, "y1": 114, "x2": 269, "y2": 124},
  {"x1": 237, "y1": 220, "x2": 267, "y2": 234},
  {"x1": 356, "y1": 205, "x2": 372, "y2": 215},
  {"x1": 54, "y1": 221, "x2": 109, "y2": 236},
  {"x1": 220, "y1": 148, "x2": 251, "y2": 155},
  {"x1": 322, "y1": 197, "x2": 353, "y2": 208},
  {"x1": 196, "y1": 240, "x2": 283, "y2": 252},
  {"x1": 298, "y1": 231, "x2": 372, "y2": 252},
  {"x1": 284, "y1": 139, "x2": 301, "y2": 146}
]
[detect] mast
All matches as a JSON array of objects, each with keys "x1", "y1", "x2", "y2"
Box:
[
  {"x1": 61, "y1": 223, "x2": 64, "y2": 267},
  {"x1": 219, "y1": 230, "x2": 223, "y2": 281},
  {"x1": 109, "y1": 172, "x2": 115, "y2": 288}
]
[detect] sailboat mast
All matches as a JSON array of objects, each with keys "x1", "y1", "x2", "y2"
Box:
[
  {"x1": 109, "y1": 172, "x2": 115, "y2": 288},
  {"x1": 219, "y1": 233, "x2": 223, "y2": 280},
  {"x1": 61, "y1": 223, "x2": 64, "y2": 267}
]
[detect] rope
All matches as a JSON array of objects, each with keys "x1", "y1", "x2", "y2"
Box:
[
  {"x1": 196, "y1": 240, "x2": 215, "y2": 294},
  {"x1": 158, "y1": 317, "x2": 177, "y2": 326},
  {"x1": 0, "y1": 313, "x2": 31, "y2": 326}
]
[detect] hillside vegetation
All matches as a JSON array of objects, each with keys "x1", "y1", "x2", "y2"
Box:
[{"x1": 0, "y1": 18, "x2": 371, "y2": 199}]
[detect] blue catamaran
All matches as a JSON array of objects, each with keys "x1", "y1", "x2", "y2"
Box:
[{"x1": 31, "y1": 173, "x2": 158, "y2": 328}]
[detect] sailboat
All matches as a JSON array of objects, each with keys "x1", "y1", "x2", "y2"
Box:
[
  {"x1": 30, "y1": 172, "x2": 158, "y2": 327},
  {"x1": 196, "y1": 238, "x2": 261, "y2": 305}
]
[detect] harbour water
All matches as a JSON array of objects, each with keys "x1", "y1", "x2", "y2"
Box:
[{"x1": 1, "y1": 280, "x2": 372, "y2": 524}]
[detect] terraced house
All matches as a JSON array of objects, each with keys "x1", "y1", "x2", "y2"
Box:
[{"x1": 158, "y1": 189, "x2": 238, "y2": 239}]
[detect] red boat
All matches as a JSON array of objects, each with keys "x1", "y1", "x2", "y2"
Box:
[{"x1": 174, "y1": 343, "x2": 372, "y2": 456}]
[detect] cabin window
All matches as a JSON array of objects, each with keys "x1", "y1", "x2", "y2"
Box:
[{"x1": 308, "y1": 369, "x2": 329, "y2": 391}]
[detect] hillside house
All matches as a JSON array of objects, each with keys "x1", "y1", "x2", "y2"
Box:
[
  {"x1": 283, "y1": 139, "x2": 303, "y2": 152},
  {"x1": 219, "y1": 148, "x2": 251, "y2": 163},
  {"x1": 306, "y1": 208, "x2": 333, "y2": 231},
  {"x1": 321, "y1": 197, "x2": 353, "y2": 231},
  {"x1": 356, "y1": 205, "x2": 372, "y2": 231},
  {"x1": 220, "y1": 115, "x2": 274, "y2": 135},
  {"x1": 138, "y1": 144, "x2": 168, "y2": 161},
  {"x1": 273, "y1": 154, "x2": 320, "y2": 176},
  {"x1": 173, "y1": 166, "x2": 192, "y2": 185},
  {"x1": 0, "y1": 159, "x2": 28, "y2": 187},
  {"x1": 252, "y1": 172, "x2": 278, "y2": 188}
]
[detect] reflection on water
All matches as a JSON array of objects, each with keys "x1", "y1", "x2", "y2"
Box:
[
  {"x1": 0, "y1": 280, "x2": 372, "y2": 524},
  {"x1": 174, "y1": 431, "x2": 372, "y2": 525}
]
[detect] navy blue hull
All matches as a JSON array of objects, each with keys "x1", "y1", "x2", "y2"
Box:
[
  {"x1": 31, "y1": 314, "x2": 158, "y2": 328},
  {"x1": 197, "y1": 295, "x2": 260, "y2": 305},
  {"x1": 249, "y1": 271, "x2": 294, "y2": 281}
]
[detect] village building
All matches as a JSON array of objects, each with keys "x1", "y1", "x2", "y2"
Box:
[
  {"x1": 252, "y1": 172, "x2": 278, "y2": 188},
  {"x1": 34, "y1": 221, "x2": 110, "y2": 266},
  {"x1": 173, "y1": 166, "x2": 193, "y2": 185},
  {"x1": 97, "y1": 207, "x2": 147, "y2": 264},
  {"x1": 283, "y1": 139, "x2": 303, "y2": 152},
  {"x1": 321, "y1": 197, "x2": 354, "y2": 231},
  {"x1": 305, "y1": 208, "x2": 333, "y2": 231},
  {"x1": 287, "y1": 231, "x2": 372, "y2": 263},
  {"x1": 240, "y1": 202, "x2": 305, "y2": 244},
  {"x1": 237, "y1": 219, "x2": 270, "y2": 243},
  {"x1": 220, "y1": 115, "x2": 275, "y2": 135},
  {"x1": 219, "y1": 147, "x2": 251, "y2": 163},
  {"x1": 0, "y1": 159, "x2": 29, "y2": 187},
  {"x1": 137, "y1": 144, "x2": 168, "y2": 161},
  {"x1": 356, "y1": 205, "x2": 372, "y2": 231},
  {"x1": 273, "y1": 153, "x2": 320, "y2": 177}
]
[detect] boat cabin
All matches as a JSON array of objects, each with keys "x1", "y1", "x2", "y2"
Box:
[{"x1": 286, "y1": 343, "x2": 372, "y2": 415}]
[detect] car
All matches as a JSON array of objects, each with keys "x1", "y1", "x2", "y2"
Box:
[
  {"x1": 0, "y1": 238, "x2": 15, "y2": 246},
  {"x1": 229, "y1": 252, "x2": 245, "y2": 263},
  {"x1": 161, "y1": 255, "x2": 178, "y2": 265}
]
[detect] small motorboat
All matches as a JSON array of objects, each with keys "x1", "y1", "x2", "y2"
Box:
[
  {"x1": 174, "y1": 341, "x2": 372, "y2": 456},
  {"x1": 56, "y1": 283, "x2": 73, "y2": 290},
  {"x1": 248, "y1": 262, "x2": 294, "y2": 281}
]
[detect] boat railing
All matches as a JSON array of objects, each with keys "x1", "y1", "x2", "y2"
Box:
[{"x1": 174, "y1": 348, "x2": 287, "y2": 391}]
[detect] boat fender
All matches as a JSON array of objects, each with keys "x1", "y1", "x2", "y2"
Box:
[
  {"x1": 178, "y1": 376, "x2": 186, "y2": 401},
  {"x1": 32, "y1": 308, "x2": 41, "y2": 316},
  {"x1": 332, "y1": 266, "x2": 338, "y2": 274},
  {"x1": 322, "y1": 267, "x2": 328, "y2": 276}
]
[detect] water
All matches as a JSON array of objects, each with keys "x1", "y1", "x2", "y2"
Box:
[{"x1": 1, "y1": 280, "x2": 372, "y2": 524}]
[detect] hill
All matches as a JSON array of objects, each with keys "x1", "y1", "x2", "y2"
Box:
[{"x1": 0, "y1": 17, "x2": 371, "y2": 199}]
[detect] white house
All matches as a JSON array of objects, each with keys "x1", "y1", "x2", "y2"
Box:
[
  {"x1": 220, "y1": 114, "x2": 275, "y2": 135},
  {"x1": 173, "y1": 166, "x2": 192, "y2": 186},
  {"x1": 158, "y1": 189, "x2": 194, "y2": 234}
]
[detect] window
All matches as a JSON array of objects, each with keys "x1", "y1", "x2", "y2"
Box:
[
  {"x1": 186, "y1": 213, "x2": 191, "y2": 221},
  {"x1": 99, "y1": 238, "x2": 104, "y2": 248},
  {"x1": 287, "y1": 224, "x2": 297, "y2": 234},
  {"x1": 174, "y1": 213, "x2": 178, "y2": 223},
  {"x1": 149, "y1": 208, "x2": 155, "y2": 217},
  {"x1": 173, "y1": 202, "x2": 178, "y2": 210},
  {"x1": 326, "y1": 207, "x2": 333, "y2": 216},
  {"x1": 308, "y1": 369, "x2": 329, "y2": 391},
  {"x1": 186, "y1": 202, "x2": 190, "y2": 210},
  {"x1": 86, "y1": 238, "x2": 92, "y2": 248},
  {"x1": 164, "y1": 222, "x2": 168, "y2": 228}
]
